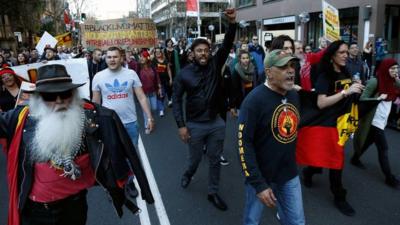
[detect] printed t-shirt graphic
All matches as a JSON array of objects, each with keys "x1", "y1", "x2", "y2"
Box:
[{"x1": 92, "y1": 67, "x2": 142, "y2": 124}]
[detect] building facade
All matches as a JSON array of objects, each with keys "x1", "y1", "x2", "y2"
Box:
[
  {"x1": 0, "y1": 0, "x2": 68, "y2": 50},
  {"x1": 149, "y1": 0, "x2": 230, "y2": 40},
  {"x1": 138, "y1": 0, "x2": 152, "y2": 18},
  {"x1": 236, "y1": 0, "x2": 400, "y2": 58}
]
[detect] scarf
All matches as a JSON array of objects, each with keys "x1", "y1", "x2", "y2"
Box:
[
  {"x1": 235, "y1": 62, "x2": 255, "y2": 83},
  {"x1": 377, "y1": 58, "x2": 399, "y2": 101}
]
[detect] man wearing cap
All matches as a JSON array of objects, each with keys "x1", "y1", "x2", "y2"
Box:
[
  {"x1": 238, "y1": 49, "x2": 305, "y2": 225},
  {"x1": 0, "y1": 64, "x2": 154, "y2": 225}
]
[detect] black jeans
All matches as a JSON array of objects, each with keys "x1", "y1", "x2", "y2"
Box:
[
  {"x1": 303, "y1": 167, "x2": 346, "y2": 199},
  {"x1": 353, "y1": 126, "x2": 393, "y2": 179},
  {"x1": 22, "y1": 190, "x2": 88, "y2": 225}
]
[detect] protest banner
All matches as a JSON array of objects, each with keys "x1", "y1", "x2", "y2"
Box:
[
  {"x1": 81, "y1": 18, "x2": 157, "y2": 50},
  {"x1": 11, "y1": 58, "x2": 90, "y2": 99},
  {"x1": 322, "y1": 0, "x2": 340, "y2": 42}
]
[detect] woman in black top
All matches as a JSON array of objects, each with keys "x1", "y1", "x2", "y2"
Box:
[
  {"x1": 0, "y1": 68, "x2": 21, "y2": 111},
  {"x1": 153, "y1": 47, "x2": 172, "y2": 116},
  {"x1": 299, "y1": 40, "x2": 364, "y2": 217}
]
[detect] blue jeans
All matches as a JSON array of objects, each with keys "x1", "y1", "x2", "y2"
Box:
[
  {"x1": 157, "y1": 85, "x2": 167, "y2": 112},
  {"x1": 243, "y1": 176, "x2": 305, "y2": 225},
  {"x1": 124, "y1": 121, "x2": 139, "y2": 148},
  {"x1": 143, "y1": 92, "x2": 157, "y2": 128}
]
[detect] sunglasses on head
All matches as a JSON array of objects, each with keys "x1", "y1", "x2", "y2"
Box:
[{"x1": 40, "y1": 90, "x2": 73, "y2": 102}]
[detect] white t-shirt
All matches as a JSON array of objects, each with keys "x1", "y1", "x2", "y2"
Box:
[
  {"x1": 372, "y1": 101, "x2": 392, "y2": 130},
  {"x1": 92, "y1": 67, "x2": 142, "y2": 124}
]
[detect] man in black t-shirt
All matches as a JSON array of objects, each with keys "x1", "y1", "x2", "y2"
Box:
[{"x1": 238, "y1": 49, "x2": 305, "y2": 225}]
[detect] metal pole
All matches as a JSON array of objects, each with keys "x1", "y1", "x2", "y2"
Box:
[
  {"x1": 197, "y1": 0, "x2": 201, "y2": 37},
  {"x1": 219, "y1": 9, "x2": 222, "y2": 34}
]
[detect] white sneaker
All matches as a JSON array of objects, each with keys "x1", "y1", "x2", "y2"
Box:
[
  {"x1": 159, "y1": 110, "x2": 164, "y2": 117},
  {"x1": 220, "y1": 156, "x2": 229, "y2": 166},
  {"x1": 168, "y1": 101, "x2": 173, "y2": 107}
]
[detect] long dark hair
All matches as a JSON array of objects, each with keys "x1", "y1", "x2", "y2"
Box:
[{"x1": 318, "y1": 40, "x2": 349, "y2": 78}]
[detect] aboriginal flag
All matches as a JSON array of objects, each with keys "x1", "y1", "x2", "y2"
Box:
[{"x1": 296, "y1": 89, "x2": 359, "y2": 169}]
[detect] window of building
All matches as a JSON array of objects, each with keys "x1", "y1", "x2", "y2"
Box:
[
  {"x1": 306, "y1": 7, "x2": 358, "y2": 49},
  {"x1": 339, "y1": 7, "x2": 358, "y2": 44},
  {"x1": 236, "y1": 0, "x2": 256, "y2": 8},
  {"x1": 385, "y1": 5, "x2": 400, "y2": 53}
]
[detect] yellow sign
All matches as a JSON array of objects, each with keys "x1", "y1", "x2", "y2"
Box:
[
  {"x1": 82, "y1": 18, "x2": 157, "y2": 50},
  {"x1": 322, "y1": 0, "x2": 340, "y2": 42}
]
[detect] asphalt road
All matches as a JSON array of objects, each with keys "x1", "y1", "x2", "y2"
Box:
[{"x1": 1, "y1": 107, "x2": 399, "y2": 225}]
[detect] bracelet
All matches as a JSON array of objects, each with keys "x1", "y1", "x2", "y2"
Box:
[{"x1": 147, "y1": 118, "x2": 155, "y2": 122}]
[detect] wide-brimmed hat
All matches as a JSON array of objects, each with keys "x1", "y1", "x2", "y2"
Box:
[{"x1": 34, "y1": 64, "x2": 85, "y2": 93}]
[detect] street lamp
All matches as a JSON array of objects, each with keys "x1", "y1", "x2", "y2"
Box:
[
  {"x1": 298, "y1": 12, "x2": 310, "y2": 41},
  {"x1": 208, "y1": 24, "x2": 215, "y2": 42}
]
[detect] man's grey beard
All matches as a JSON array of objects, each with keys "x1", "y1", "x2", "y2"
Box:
[{"x1": 29, "y1": 91, "x2": 85, "y2": 163}]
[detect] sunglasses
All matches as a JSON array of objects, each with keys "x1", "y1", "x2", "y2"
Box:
[{"x1": 40, "y1": 90, "x2": 73, "y2": 102}]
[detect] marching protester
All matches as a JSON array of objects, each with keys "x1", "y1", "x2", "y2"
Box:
[
  {"x1": 87, "y1": 48, "x2": 107, "y2": 99},
  {"x1": 40, "y1": 46, "x2": 60, "y2": 62},
  {"x1": 296, "y1": 40, "x2": 364, "y2": 217},
  {"x1": 346, "y1": 42, "x2": 366, "y2": 84},
  {"x1": 29, "y1": 49, "x2": 40, "y2": 64},
  {"x1": 164, "y1": 38, "x2": 180, "y2": 107},
  {"x1": 92, "y1": 46, "x2": 155, "y2": 198},
  {"x1": 16, "y1": 53, "x2": 29, "y2": 65},
  {"x1": 172, "y1": 8, "x2": 237, "y2": 211},
  {"x1": 249, "y1": 35, "x2": 265, "y2": 81},
  {"x1": 0, "y1": 64, "x2": 154, "y2": 225},
  {"x1": 137, "y1": 50, "x2": 160, "y2": 134},
  {"x1": 238, "y1": 49, "x2": 305, "y2": 225},
  {"x1": 0, "y1": 68, "x2": 21, "y2": 111},
  {"x1": 152, "y1": 47, "x2": 172, "y2": 117},
  {"x1": 92, "y1": 46, "x2": 155, "y2": 146},
  {"x1": 229, "y1": 50, "x2": 258, "y2": 117},
  {"x1": 352, "y1": 58, "x2": 400, "y2": 189}
]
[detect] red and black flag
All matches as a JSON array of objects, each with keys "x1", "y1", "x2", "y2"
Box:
[{"x1": 296, "y1": 81, "x2": 359, "y2": 170}]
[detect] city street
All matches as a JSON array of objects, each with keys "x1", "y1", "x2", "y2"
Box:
[{"x1": 1, "y1": 107, "x2": 399, "y2": 225}]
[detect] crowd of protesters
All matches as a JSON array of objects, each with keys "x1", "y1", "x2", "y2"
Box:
[{"x1": 0, "y1": 8, "x2": 399, "y2": 224}]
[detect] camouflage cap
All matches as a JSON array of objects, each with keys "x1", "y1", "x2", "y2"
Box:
[{"x1": 264, "y1": 49, "x2": 298, "y2": 68}]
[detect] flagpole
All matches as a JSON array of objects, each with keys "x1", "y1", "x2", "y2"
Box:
[{"x1": 197, "y1": 0, "x2": 201, "y2": 37}]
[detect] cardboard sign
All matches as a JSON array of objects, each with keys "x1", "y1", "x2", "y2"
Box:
[
  {"x1": 322, "y1": 0, "x2": 340, "y2": 42},
  {"x1": 35, "y1": 31, "x2": 58, "y2": 55},
  {"x1": 82, "y1": 18, "x2": 157, "y2": 50}
]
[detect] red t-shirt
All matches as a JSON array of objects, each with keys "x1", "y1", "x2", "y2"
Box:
[{"x1": 29, "y1": 153, "x2": 96, "y2": 203}]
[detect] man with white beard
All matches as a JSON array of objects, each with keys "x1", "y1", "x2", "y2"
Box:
[{"x1": 0, "y1": 64, "x2": 154, "y2": 225}]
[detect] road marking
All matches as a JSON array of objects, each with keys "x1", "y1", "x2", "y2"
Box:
[
  {"x1": 133, "y1": 178, "x2": 151, "y2": 224},
  {"x1": 138, "y1": 135, "x2": 171, "y2": 225}
]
